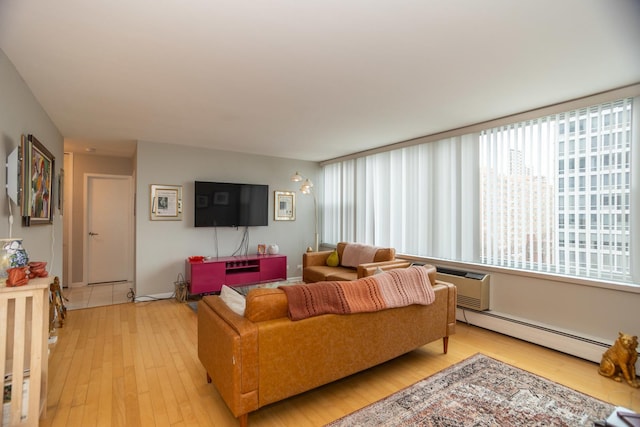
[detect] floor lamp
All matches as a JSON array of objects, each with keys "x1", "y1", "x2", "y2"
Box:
[{"x1": 291, "y1": 172, "x2": 319, "y2": 252}]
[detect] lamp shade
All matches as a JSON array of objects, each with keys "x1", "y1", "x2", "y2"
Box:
[{"x1": 300, "y1": 179, "x2": 313, "y2": 194}]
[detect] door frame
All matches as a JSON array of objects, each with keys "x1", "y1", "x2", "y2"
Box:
[
  {"x1": 63, "y1": 153, "x2": 74, "y2": 287},
  {"x1": 82, "y1": 173, "x2": 134, "y2": 285}
]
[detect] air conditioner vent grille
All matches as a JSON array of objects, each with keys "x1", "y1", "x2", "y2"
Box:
[
  {"x1": 436, "y1": 267, "x2": 490, "y2": 311},
  {"x1": 457, "y1": 294, "x2": 482, "y2": 310}
]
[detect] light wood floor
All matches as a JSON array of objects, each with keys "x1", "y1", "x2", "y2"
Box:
[{"x1": 43, "y1": 299, "x2": 639, "y2": 426}]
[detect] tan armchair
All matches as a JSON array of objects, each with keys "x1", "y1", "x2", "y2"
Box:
[{"x1": 302, "y1": 242, "x2": 410, "y2": 282}]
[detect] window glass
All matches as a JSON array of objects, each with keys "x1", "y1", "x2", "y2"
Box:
[{"x1": 322, "y1": 97, "x2": 635, "y2": 284}]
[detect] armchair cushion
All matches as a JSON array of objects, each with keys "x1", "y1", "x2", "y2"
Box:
[{"x1": 335, "y1": 242, "x2": 395, "y2": 266}]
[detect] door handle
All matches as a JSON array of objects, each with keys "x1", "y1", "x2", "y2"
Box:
[{"x1": 89, "y1": 232, "x2": 99, "y2": 236}]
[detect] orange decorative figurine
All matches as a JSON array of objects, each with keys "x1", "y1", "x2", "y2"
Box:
[
  {"x1": 599, "y1": 332, "x2": 639, "y2": 388},
  {"x1": 6, "y1": 266, "x2": 29, "y2": 287}
]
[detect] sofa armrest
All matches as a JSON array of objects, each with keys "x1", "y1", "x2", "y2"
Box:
[
  {"x1": 435, "y1": 280, "x2": 457, "y2": 337},
  {"x1": 303, "y1": 250, "x2": 333, "y2": 267},
  {"x1": 357, "y1": 260, "x2": 412, "y2": 278},
  {"x1": 197, "y1": 296, "x2": 260, "y2": 418}
]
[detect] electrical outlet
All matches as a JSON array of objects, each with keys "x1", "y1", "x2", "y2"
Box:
[{"x1": 297, "y1": 264, "x2": 303, "y2": 269}]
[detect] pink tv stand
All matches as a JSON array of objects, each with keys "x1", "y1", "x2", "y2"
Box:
[{"x1": 185, "y1": 254, "x2": 287, "y2": 294}]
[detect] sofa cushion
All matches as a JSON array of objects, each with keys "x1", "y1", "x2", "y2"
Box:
[
  {"x1": 341, "y1": 243, "x2": 380, "y2": 267},
  {"x1": 244, "y1": 288, "x2": 289, "y2": 322},
  {"x1": 325, "y1": 270, "x2": 357, "y2": 281},
  {"x1": 304, "y1": 265, "x2": 355, "y2": 283},
  {"x1": 220, "y1": 285, "x2": 246, "y2": 316},
  {"x1": 336, "y1": 242, "x2": 395, "y2": 267}
]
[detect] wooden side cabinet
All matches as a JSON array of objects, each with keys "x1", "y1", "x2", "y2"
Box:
[
  {"x1": 1, "y1": 277, "x2": 50, "y2": 426},
  {"x1": 185, "y1": 254, "x2": 287, "y2": 294}
]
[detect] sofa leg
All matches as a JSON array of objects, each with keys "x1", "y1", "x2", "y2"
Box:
[
  {"x1": 443, "y1": 336, "x2": 449, "y2": 354},
  {"x1": 206, "y1": 372, "x2": 212, "y2": 383},
  {"x1": 239, "y1": 413, "x2": 248, "y2": 427}
]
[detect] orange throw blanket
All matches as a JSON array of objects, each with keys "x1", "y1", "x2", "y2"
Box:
[{"x1": 280, "y1": 266, "x2": 435, "y2": 321}]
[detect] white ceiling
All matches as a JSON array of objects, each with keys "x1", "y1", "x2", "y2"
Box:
[{"x1": 1, "y1": 0, "x2": 639, "y2": 161}]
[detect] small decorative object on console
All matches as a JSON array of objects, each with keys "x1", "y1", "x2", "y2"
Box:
[
  {"x1": 598, "y1": 331, "x2": 639, "y2": 388},
  {"x1": 28, "y1": 261, "x2": 48, "y2": 278},
  {"x1": 6, "y1": 266, "x2": 29, "y2": 287},
  {"x1": 267, "y1": 244, "x2": 279, "y2": 255},
  {"x1": 0, "y1": 238, "x2": 29, "y2": 279}
]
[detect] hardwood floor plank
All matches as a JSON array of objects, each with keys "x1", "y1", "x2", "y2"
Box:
[
  {"x1": 45, "y1": 299, "x2": 640, "y2": 426},
  {"x1": 137, "y1": 391, "x2": 155, "y2": 426},
  {"x1": 80, "y1": 368, "x2": 102, "y2": 426},
  {"x1": 123, "y1": 365, "x2": 142, "y2": 426},
  {"x1": 112, "y1": 375, "x2": 127, "y2": 427},
  {"x1": 64, "y1": 404, "x2": 85, "y2": 427}
]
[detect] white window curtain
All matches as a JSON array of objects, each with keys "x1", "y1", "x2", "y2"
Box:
[
  {"x1": 480, "y1": 117, "x2": 557, "y2": 272},
  {"x1": 321, "y1": 96, "x2": 637, "y2": 285},
  {"x1": 321, "y1": 134, "x2": 479, "y2": 262},
  {"x1": 481, "y1": 98, "x2": 634, "y2": 281}
]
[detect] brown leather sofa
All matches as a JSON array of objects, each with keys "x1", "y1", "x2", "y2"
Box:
[
  {"x1": 303, "y1": 241, "x2": 410, "y2": 282},
  {"x1": 197, "y1": 265, "x2": 457, "y2": 427}
]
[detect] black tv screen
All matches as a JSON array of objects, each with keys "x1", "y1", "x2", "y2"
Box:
[{"x1": 194, "y1": 181, "x2": 268, "y2": 227}]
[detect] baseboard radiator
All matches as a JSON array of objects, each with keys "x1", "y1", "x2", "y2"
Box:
[
  {"x1": 436, "y1": 267, "x2": 490, "y2": 311},
  {"x1": 436, "y1": 268, "x2": 636, "y2": 371},
  {"x1": 456, "y1": 308, "x2": 621, "y2": 367}
]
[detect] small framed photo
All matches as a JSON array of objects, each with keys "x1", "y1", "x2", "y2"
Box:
[
  {"x1": 150, "y1": 184, "x2": 183, "y2": 221},
  {"x1": 274, "y1": 190, "x2": 295, "y2": 221}
]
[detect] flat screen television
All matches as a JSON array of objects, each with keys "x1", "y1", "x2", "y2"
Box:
[{"x1": 194, "y1": 181, "x2": 269, "y2": 227}]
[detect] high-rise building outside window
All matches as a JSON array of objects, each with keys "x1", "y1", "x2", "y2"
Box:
[
  {"x1": 321, "y1": 95, "x2": 637, "y2": 286},
  {"x1": 480, "y1": 98, "x2": 633, "y2": 281}
]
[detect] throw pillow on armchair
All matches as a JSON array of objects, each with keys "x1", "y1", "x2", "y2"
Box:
[{"x1": 326, "y1": 250, "x2": 339, "y2": 267}]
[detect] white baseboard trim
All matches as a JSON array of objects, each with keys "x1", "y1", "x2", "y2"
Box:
[
  {"x1": 457, "y1": 308, "x2": 640, "y2": 378},
  {"x1": 456, "y1": 308, "x2": 612, "y2": 365},
  {"x1": 134, "y1": 292, "x2": 174, "y2": 303}
]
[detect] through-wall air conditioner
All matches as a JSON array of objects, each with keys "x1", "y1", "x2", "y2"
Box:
[{"x1": 436, "y1": 267, "x2": 490, "y2": 311}]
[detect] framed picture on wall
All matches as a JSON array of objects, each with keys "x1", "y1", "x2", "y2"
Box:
[
  {"x1": 274, "y1": 190, "x2": 295, "y2": 221},
  {"x1": 22, "y1": 134, "x2": 55, "y2": 226},
  {"x1": 150, "y1": 184, "x2": 183, "y2": 221}
]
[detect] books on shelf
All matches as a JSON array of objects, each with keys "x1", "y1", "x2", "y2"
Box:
[{"x1": 2, "y1": 371, "x2": 30, "y2": 426}]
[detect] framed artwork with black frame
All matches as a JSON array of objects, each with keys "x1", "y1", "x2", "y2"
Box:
[{"x1": 22, "y1": 134, "x2": 55, "y2": 226}]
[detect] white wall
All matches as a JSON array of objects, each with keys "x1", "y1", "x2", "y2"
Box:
[
  {"x1": 134, "y1": 140, "x2": 320, "y2": 298},
  {"x1": 489, "y1": 271, "x2": 639, "y2": 341},
  {"x1": 0, "y1": 49, "x2": 63, "y2": 279}
]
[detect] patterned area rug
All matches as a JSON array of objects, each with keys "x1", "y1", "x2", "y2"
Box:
[{"x1": 326, "y1": 353, "x2": 614, "y2": 426}]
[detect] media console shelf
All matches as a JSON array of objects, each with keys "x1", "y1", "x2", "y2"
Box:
[{"x1": 185, "y1": 254, "x2": 287, "y2": 294}]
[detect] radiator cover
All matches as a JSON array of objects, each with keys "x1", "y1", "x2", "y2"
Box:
[{"x1": 436, "y1": 268, "x2": 490, "y2": 311}]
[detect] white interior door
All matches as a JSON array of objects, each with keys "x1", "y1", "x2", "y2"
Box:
[{"x1": 85, "y1": 174, "x2": 133, "y2": 284}]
